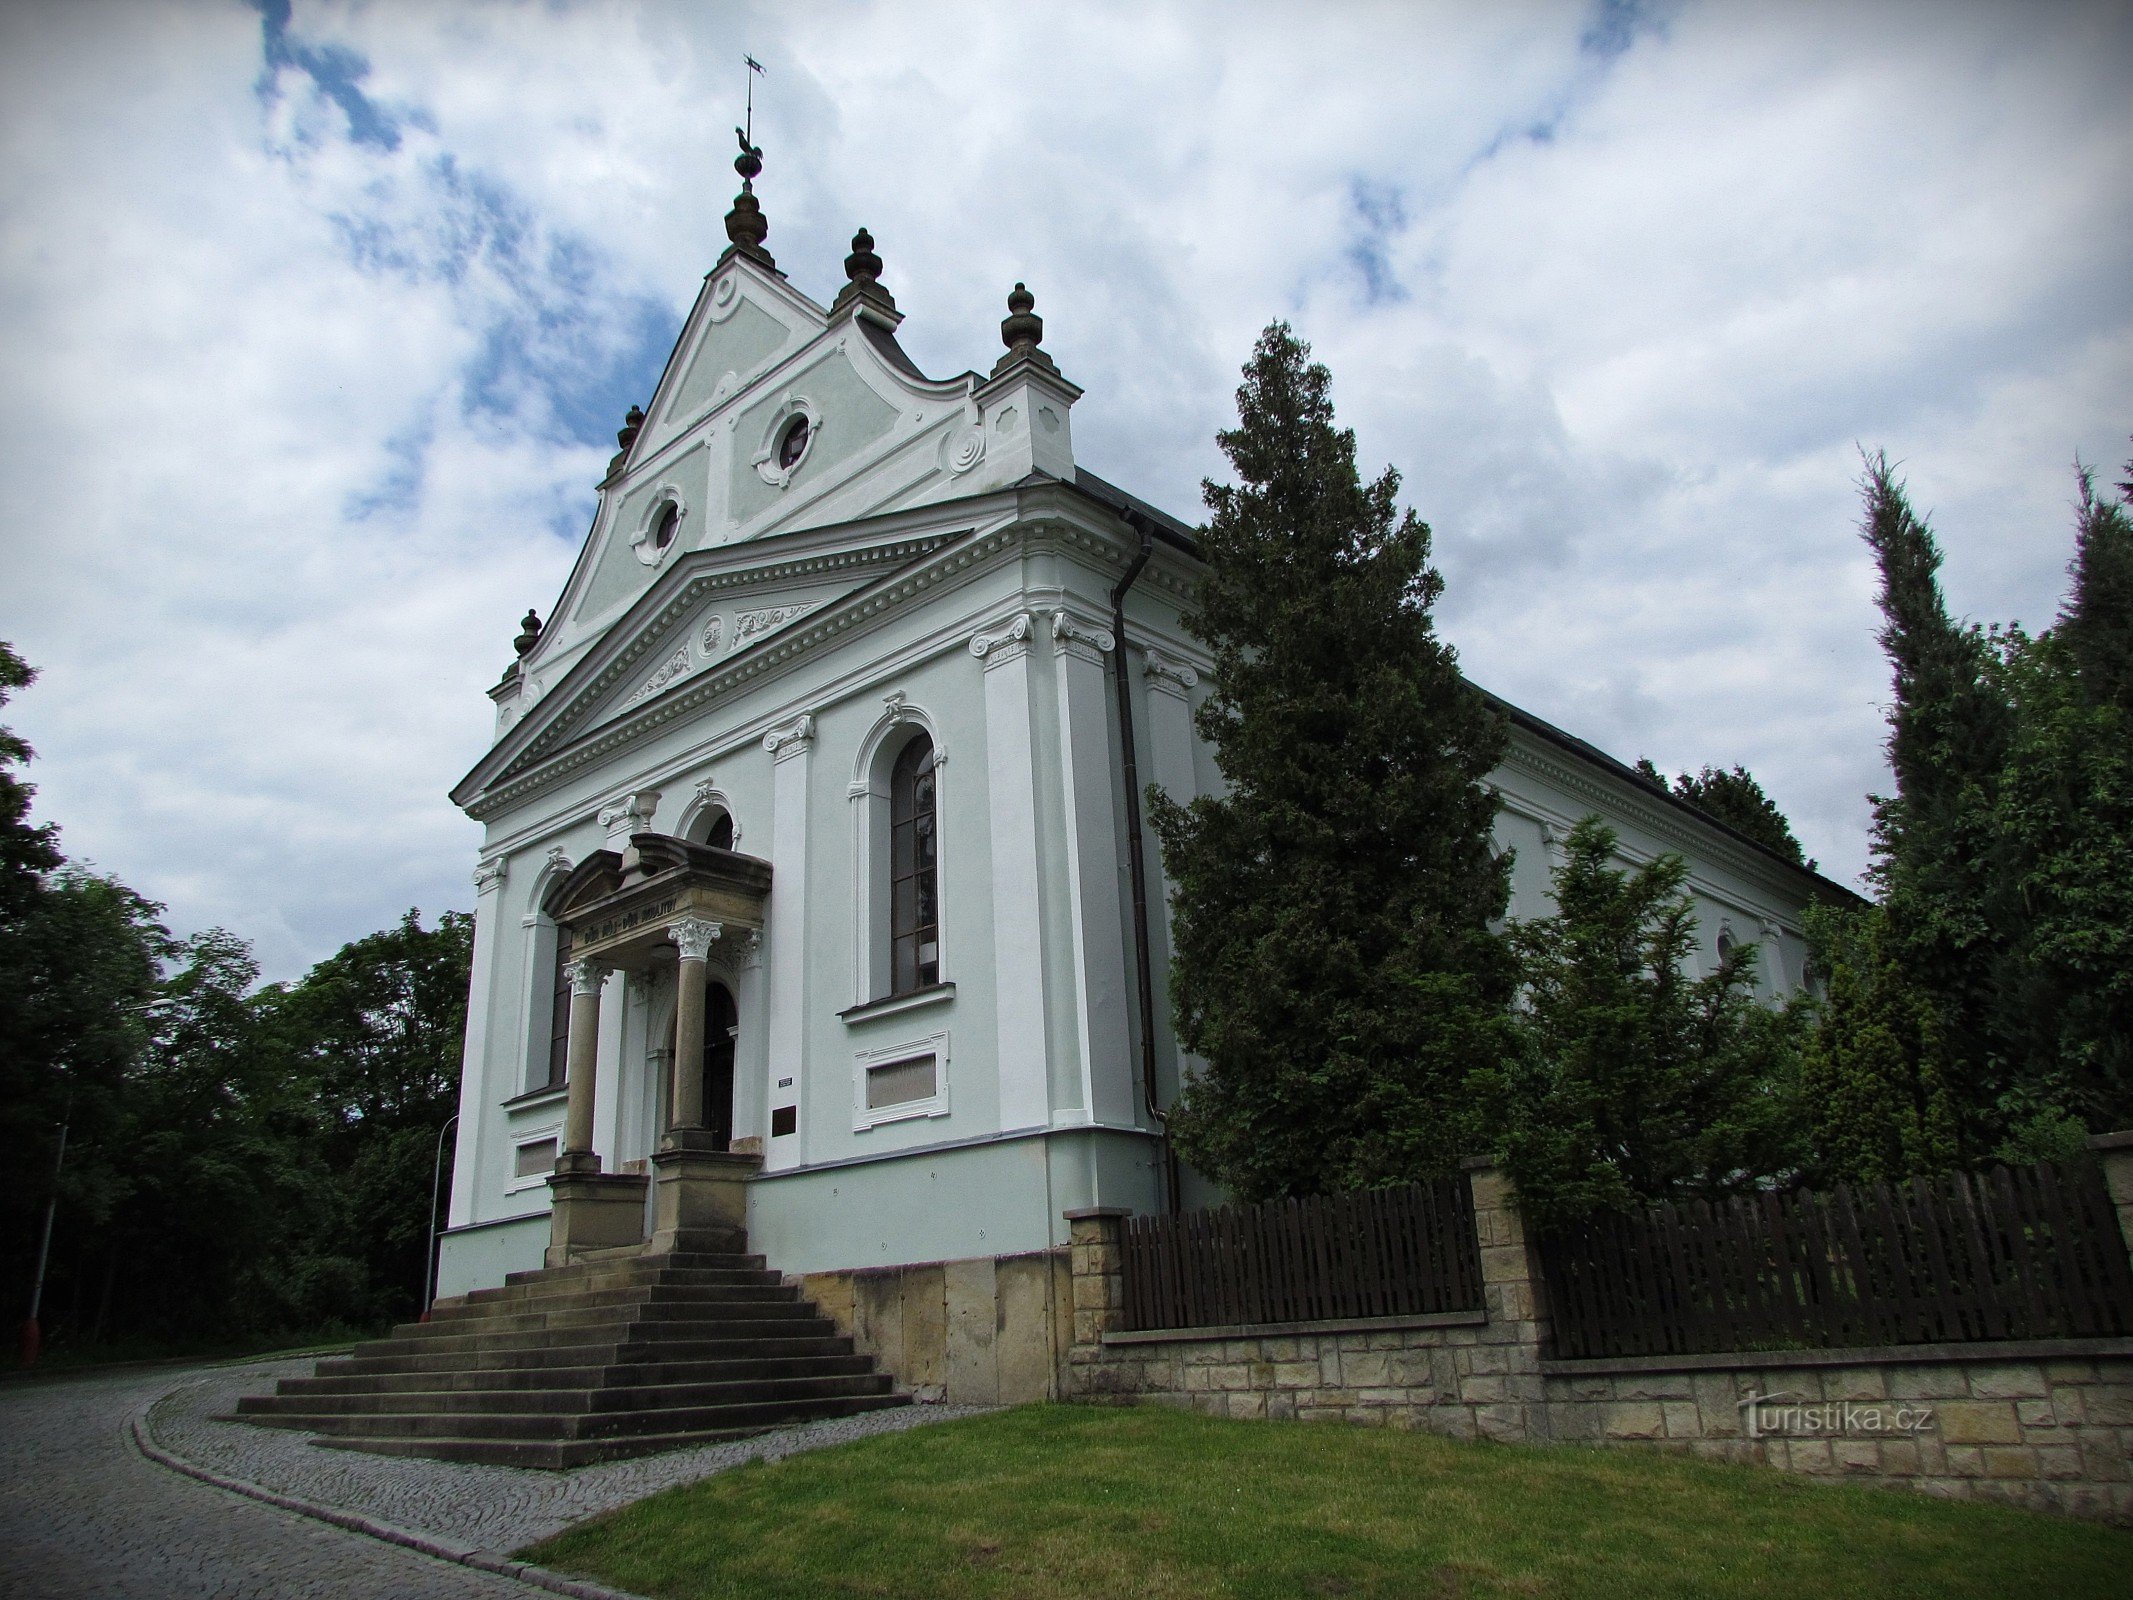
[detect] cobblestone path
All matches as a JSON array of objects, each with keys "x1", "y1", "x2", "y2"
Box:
[
  {"x1": 0, "y1": 1362, "x2": 531, "y2": 1599},
  {"x1": 3, "y1": 1356, "x2": 991, "y2": 1599}
]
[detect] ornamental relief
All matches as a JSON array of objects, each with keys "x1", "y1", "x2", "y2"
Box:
[{"x1": 622, "y1": 646, "x2": 693, "y2": 708}]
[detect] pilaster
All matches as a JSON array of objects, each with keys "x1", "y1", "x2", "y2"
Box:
[
  {"x1": 972, "y1": 613, "x2": 1050, "y2": 1130},
  {"x1": 1050, "y1": 610, "x2": 1131, "y2": 1124},
  {"x1": 764, "y1": 712, "x2": 814, "y2": 1166},
  {"x1": 447, "y1": 857, "x2": 508, "y2": 1228}
]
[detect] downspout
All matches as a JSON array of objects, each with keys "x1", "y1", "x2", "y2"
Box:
[{"x1": 1109, "y1": 509, "x2": 1179, "y2": 1213}]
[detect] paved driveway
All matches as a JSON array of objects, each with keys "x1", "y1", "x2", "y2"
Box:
[{"x1": 0, "y1": 1362, "x2": 531, "y2": 1600}]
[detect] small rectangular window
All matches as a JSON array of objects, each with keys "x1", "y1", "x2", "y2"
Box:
[
  {"x1": 865, "y1": 1054, "x2": 936, "y2": 1110},
  {"x1": 514, "y1": 1137, "x2": 558, "y2": 1179}
]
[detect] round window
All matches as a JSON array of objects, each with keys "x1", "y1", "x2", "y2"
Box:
[
  {"x1": 652, "y1": 502, "x2": 680, "y2": 551},
  {"x1": 777, "y1": 414, "x2": 811, "y2": 471}
]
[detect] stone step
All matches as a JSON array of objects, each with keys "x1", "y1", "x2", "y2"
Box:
[
  {"x1": 242, "y1": 1391, "x2": 906, "y2": 1443},
  {"x1": 449, "y1": 1264, "x2": 782, "y2": 1310},
  {"x1": 232, "y1": 1370, "x2": 895, "y2": 1420},
  {"x1": 417, "y1": 1281, "x2": 802, "y2": 1329},
  {"x1": 385, "y1": 1290, "x2": 808, "y2": 1343},
  {"x1": 319, "y1": 1332, "x2": 860, "y2": 1378},
  {"x1": 314, "y1": 1429, "x2": 767, "y2": 1469},
  {"x1": 499, "y1": 1249, "x2": 765, "y2": 1288},
  {"x1": 354, "y1": 1305, "x2": 832, "y2": 1359},
  {"x1": 280, "y1": 1352, "x2": 880, "y2": 1397}
]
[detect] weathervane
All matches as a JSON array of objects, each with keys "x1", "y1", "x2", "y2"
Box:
[{"x1": 735, "y1": 54, "x2": 764, "y2": 190}]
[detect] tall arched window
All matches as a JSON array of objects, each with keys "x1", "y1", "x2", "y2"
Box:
[
  {"x1": 889, "y1": 733, "x2": 939, "y2": 994},
  {"x1": 544, "y1": 923, "x2": 573, "y2": 1090}
]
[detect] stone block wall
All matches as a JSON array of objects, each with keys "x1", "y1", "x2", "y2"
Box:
[
  {"x1": 799, "y1": 1246, "x2": 1071, "y2": 1405},
  {"x1": 1062, "y1": 1147, "x2": 2133, "y2": 1523}
]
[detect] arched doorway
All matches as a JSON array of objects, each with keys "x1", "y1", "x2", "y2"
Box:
[{"x1": 701, "y1": 980, "x2": 738, "y2": 1152}]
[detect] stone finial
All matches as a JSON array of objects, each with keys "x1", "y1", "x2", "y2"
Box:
[
  {"x1": 514, "y1": 608, "x2": 543, "y2": 657},
  {"x1": 617, "y1": 405, "x2": 644, "y2": 452},
  {"x1": 721, "y1": 128, "x2": 774, "y2": 265},
  {"x1": 993, "y1": 282, "x2": 1058, "y2": 377},
  {"x1": 832, "y1": 227, "x2": 898, "y2": 318}
]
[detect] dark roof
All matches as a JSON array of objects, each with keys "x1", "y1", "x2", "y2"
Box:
[{"x1": 1067, "y1": 462, "x2": 1859, "y2": 905}]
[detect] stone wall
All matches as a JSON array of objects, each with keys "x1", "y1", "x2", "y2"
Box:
[
  {"x1": 1062, "y1": 1146, "x2": 2133, "y2": 1524},
  {"x1": 798, "y1": 1247, "x2": 1071, "y2": 1405}
]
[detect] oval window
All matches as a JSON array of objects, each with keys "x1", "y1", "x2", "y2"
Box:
[
  {"x1": 652, "y1": 502, "x2": 680, "y2": 551},
  {"x1": 777, "y1": 414, "x2": 811, "y2": 471}
]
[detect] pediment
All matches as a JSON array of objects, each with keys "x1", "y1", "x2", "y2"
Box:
[{"x1": 460, "y1": 512, "x2": 973, "y2": 810}]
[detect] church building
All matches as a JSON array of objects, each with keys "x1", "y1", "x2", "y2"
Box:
[{"x1": 436, "y1": 145, "x2": 1842, "y2": 1401}]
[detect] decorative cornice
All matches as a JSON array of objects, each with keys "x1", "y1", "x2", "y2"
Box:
[
  {"x1": 465, "y1": 503, "x2": 1150, "y2": 819},
  {"x1": 763, "y1": 713, "x2": 815, "y2": 761},
  {"x1": 668, "y1": 915, "x2": 723, "y2": 962}
]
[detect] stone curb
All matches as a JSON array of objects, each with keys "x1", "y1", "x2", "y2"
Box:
[{"x1": 128, "y1": 1398, "x2": 646, "y2": 1600}]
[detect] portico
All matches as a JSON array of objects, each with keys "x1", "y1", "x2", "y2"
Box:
[{"x1": 542, "y1": 830, "x2": 773, "y2": 1265}]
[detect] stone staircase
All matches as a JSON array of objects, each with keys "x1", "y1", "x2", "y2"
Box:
[{"x1": 225, "y1": 1237, "x2": 908, "y2": 1468}]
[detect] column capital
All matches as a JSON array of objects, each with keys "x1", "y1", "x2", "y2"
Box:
[
  {"x1": 1050, "y1": 608, "x2": 1115, "y2": 660},
  {"x1": 472, "y1": 857, "x2": 507, "y2": 895},
  {"x1": 763, "y1": 712, "x2": 815, "y2": 761},
  {"x1": 564, "y1": 957, "x2": 607, "y2": 997},
  {"x1": 969, "y1": 611, "x2": 1034, "y2": 666},
  {"x1": 1140, "y1": 647, "x2": 1199, "y2": 697},
  {"x1": 668, "y1": 915, "x2": 723, "y2": 962}
]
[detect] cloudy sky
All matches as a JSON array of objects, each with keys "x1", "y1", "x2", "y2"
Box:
[{"x1": 2, "y1": 0, "x2": 2128, "y2": 980}]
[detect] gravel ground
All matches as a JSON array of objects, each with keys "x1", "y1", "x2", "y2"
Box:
[
  {"x1": 0, "y1": 1354, "x2": 993, "y2": 1600},
  {"x1": 149, "y1": 1358, "x2": 995, "y2": 1551}
]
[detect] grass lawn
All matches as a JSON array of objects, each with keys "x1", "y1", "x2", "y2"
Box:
[{"x1": 523, "y1": 1403, "x2": 2131, "y2": 1599}]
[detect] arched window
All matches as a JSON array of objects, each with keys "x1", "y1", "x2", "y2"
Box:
[
  {"x1": 889, "y1": 733, "x2": 939, "y2": 994},
  {"x1": 703, "y1": 810, "x2": 734, "y2": 851},
  {"x1": 544, "y1": 923, "x2": 573, "y2": 1091}
]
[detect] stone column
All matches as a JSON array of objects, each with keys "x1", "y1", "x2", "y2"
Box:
[
  {"x1": 559, "y1": 957, "x2": 604, "y2": 1161},
  {"x1": 1063, "y1": 1206, "x2": 1130, "y2": 1348},
  {"x1": 1462, "y1": 1156, "x2": 1551, "y2": 1443},
  {"x1": 546, "y1": 954, "x2": 648, "y2": 1266},
  {"x1": 665, "y1": 916, "x2": 722, "y2": 1139}
]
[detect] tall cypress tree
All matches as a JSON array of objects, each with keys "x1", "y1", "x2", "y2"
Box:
[
  {"x1": 1149, "y1": 324, "x2": 1514, "y2": 1200},
  {"x1": 1858, "y1": 454, "x2": 2012, "y2": 1145}
]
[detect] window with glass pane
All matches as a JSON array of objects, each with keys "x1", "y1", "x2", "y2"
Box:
[
  {"x1": 545, "y1": 926, "x2": 572, "y2": 1090},
  {"x1": 889, "y1": 734, "x2": 939, "y2": 994}
]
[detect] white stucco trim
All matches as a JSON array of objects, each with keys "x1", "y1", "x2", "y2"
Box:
[
  {"x1": 847, "y1": 692, "x2": 950, "y2": 1008},
  {"x1": 851, "y1": 1029, "x2": 951, "y2": 1131}
]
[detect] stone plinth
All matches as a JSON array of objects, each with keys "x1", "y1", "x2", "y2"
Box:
[
  {"x1": 648, "y1": 1135, "x2": 761, "y2": 1254},
  {"x1": 545, "y1": 1159, "x2": 648, "y2": 1267}
]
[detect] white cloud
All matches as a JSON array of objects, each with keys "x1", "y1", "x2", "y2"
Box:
[{"x1": 1, "y1": 0, "x2": 2128, "y2": 977}]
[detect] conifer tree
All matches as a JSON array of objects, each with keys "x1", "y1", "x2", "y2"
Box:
[
  {"x1": 1150, "y1": 324, "x2": 1514, "y2": 1200},
  {"x1": 1857, "y1": 454, "x2": 2013, "y2": 1145},
  {"x1": 1634, "y1": 759, "x2": 1811, "y2": 867}
]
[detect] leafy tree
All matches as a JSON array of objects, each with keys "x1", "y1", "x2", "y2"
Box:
[
  {"x1": 1481, "y1": 819, "x2": 1807, "y2": 1227},
  {"x1": 1634, "y1": 759, "x2": 1812, "y2": 868},
  {"x1": 261, "y1": 908, "x2": 472, "y2": 1323},
  {"x1": 1150, "y1": 323, "x2": 1515, "y2": 1199},
  {"x1": 0, "y1": 643, "x2": 61, "y2": 914}
]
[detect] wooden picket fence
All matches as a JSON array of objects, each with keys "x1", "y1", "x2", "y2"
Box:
[
  {"x1": 1541, "y1": 1160, "x2": 2133, "y2": 1360},
  {"x1": 1117, "y1": 1178, "x2": 1484, "y2": 1333}
]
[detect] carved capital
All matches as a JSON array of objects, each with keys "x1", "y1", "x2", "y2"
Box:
[
  {"x1": 731, "y1": 927, "x2": 764, "y2": 969},
  {"x1": 668, "y1": 915, "x2": 723, "y2": 963},
  {"x1": 1141, "y1": 648, "x2": 1199, "y2": 695},
  {"x1": 969, "y1": 612, "x2": 1033, "y2": 664},
  {"x1": 1050, "y1": 609, "x2": 1115, "y2": 659},
  {"x1": 472, "y1": 857, "x2": 507, "y2": 894},
  {"x1": 565, "y1": 958, "x2": 605, "y2": 998},
  {"x1": 627, "y1": 968, "x2": 659, "y2": 1002},
  {"x1": 763, "y1": 713, "x2": 815, "y2": 761}
]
